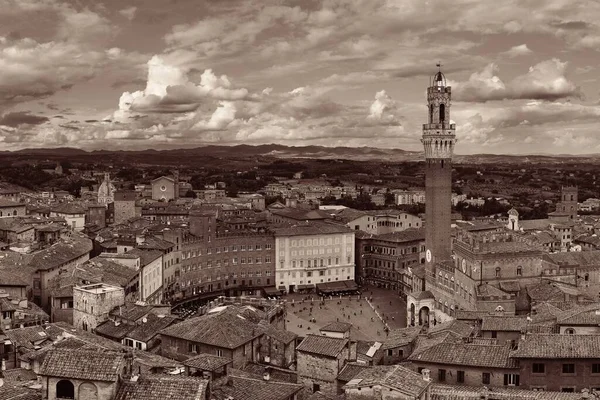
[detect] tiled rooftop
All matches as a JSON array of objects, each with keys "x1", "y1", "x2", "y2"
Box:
[
  {"x1": 381, "y1": 326, "x2": 422, "y2": 350},
  {"x1": 320, "y1": 321, "x2": 352, "y2": 333},
  {"x1": 160, "y1": 306, "x2": 263, "y2": 349},
  {"x1": 125, "y1": 314, "x2": 179, "y2": 343},
  {"x1": 39, "y1": 349, "x2": 124, "y2": 381},
  {"x1": 183, "y1": 353, "x2": 231, "y2": 371},
  {"x1": 115, "y1": 375, "x2": 208, "y2": 400},
  {"x1": 481, "y1": 316, "x2": 528, "y2": 332},
  {"x1": 211, "y1": 369, "x2": 303, "y2": 400},
  {"x1": 409, "y1": 343, "x2": 517, "y2": 369},
  {"x1": 344, "y1": 365, "x2": 430, "y2": 398},
  {"x1": 296, "y1": 334, "x2": 348, "y2": 358},
  {"x1": 512, "y1": 334, "x2": 600, "y2": 359}
]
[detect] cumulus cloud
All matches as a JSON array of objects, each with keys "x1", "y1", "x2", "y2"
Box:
[
  {"x1": 115, "y1": 56, "x2": 250, "y2": 116},
  {"x1": 367, "y1": 90, "x2": 401, "y2": 126},
  {"x1": 502, "y1": 44, "x2": 532, "y2": 58},
  {"x1": 452, "y1": 59, "x2": 582, "y2": 102}
]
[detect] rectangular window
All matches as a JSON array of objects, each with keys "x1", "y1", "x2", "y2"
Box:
[
  {"x1": 387, "y1": 349, "x2": 393, "y2": 356},
  {"x1": 216, "y1": 349, "x2": 223, "y2": 357},
  {"x1": 438, "y1": 369, "x2": 446, "y2": 382},
  {"x1": 562, "y1": 388, "x2": 575, "y2": 393},
  {"x1": 504, "y1": 374, "x2": 519, "y2": 386},
  {"x1": 593, "y1": 364, "x2": 600, "y2": 374},
  {"x1": 457, "y1": 371, "x2": 465, "y2": 383},
  {"x1": 491, "y1": 331, "x2": 497, "y2": 339},
  {"x1": 482, "y1": 373, "x2": 491, "y2": 385},
  {"x1": 532, "y1": 363, "x2": 545, "y2": 374},
  {"x1": 562, "y1": 364, "x2": 575, "y2": 374}
]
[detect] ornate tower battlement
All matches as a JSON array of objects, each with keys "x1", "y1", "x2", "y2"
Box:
[{"x1": 422, "y1": 69, "x2": 456, "y2": 160}]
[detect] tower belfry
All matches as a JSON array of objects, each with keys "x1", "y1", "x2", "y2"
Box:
[{"x1": 422, "y1": 65, "x2": 456, "y2": 276}]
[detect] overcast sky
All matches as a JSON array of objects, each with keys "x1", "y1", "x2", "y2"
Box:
[{"x1": 0, "y1": 0, "x2": 599, "y2": 154}]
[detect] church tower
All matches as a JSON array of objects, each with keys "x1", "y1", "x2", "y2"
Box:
[{"x1": 422, "y1": 65, "x2": 456, "y2": 275}]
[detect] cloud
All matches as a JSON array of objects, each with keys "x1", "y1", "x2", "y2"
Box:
[
  {"x1": 115, "y1": 56, "x2": 250, "y2": 116},
  {"x1": 0, "y1": 112, "x2": 49, "y2": 127},
  {"x1": 119, "y1": 6, "x2": 137, "y2": 21},
  {"x1": 0, "y1": 38, "x2": 105, "y2": 105},
  {"x1": 452, "y1": 59, "x2": 582, "y2": 102},
  {"x1": 367, "y1": 90, "x2": 401, "y2": 126},
  {"x1": 502, "y1": 44, "x2": 532, "y2": 58}
]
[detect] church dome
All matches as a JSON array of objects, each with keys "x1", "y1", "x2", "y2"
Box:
[{"x1": 432, "y1": 70, "x2": 446, "y2": 87}]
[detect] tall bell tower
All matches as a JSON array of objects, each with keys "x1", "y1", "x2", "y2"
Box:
[{"x1": 422, "y1": 64, "x2": 456, "y2": 278}]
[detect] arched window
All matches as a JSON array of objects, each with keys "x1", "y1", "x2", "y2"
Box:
[
  {"x1": 495, "y1": 267, "x2": 501, "y2": 277},
  {"x1": 56, "y1": 380, "x2": 75, "y2": 399},
  {"x1": 565, "y1": 328, "x2": 576, "y2": 335},
  {"x1": 516, "y1": 266, "x2": 522, "y2": 276},
  {"x1": 439, "y1": 103, "x2": 446, "y2": 122},
  {"x1": 429, "y1": 104, "x2": 434, "y2": 124}
]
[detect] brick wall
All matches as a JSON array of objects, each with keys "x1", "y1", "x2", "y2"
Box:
[
  {"x1": 410, "y1": 362, "x2": 519, "y2": 388},
  {"x1": 519, "y1": 359, "x2": 600, "y2": 392},
  {"x1": 297, "y1": 348, "x2": 348, "y2": 396}
]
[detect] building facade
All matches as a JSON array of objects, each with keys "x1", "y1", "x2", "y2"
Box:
[{"x1": 273, "y1": 222, "x2": 355, "y2": 293}]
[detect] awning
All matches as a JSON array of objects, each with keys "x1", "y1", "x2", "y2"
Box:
[
  {"x1": 264, "y1": 286, "x2": 282, "y2": 296},
  {"x1": 297, "y1": 284, "x2": 314, "y2": 290}
]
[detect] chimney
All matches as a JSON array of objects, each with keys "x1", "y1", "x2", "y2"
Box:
[
  {"x1": 480, "y1": 387, "x2": 490, "y2": 400},
  {"x1": 348, "y1": 340, "x2": 357, "y2": 362},
  {"x1": 421, "y1": 368, "x2": 431, "y2": 382},
  {"x1": 0, "y1": 377, "x2": 3, "y2": 388},
  {"x1": 226, "y1": 376, "x2": 234, "y2": 386},
  {"x1": 263, "y1": 367, "x2": 271, "y2": 381},
  {"x1": 582, "y1": 389, "x2": 590, "y2": 399}
]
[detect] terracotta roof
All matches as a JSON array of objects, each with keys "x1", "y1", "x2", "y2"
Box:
[
  {"x1": 556, "y1": 303, "x2": 600, "y2": 326},
  {"x1": 477, "y1": 283, "x2": 511, "y2": 298},
  {"x1": 137, "y1": 235, "x2": 175, "y2": 251},
  {"x1": 297, "y1": 334, "x2": 348, "y2": 358},
  {"x1": 160, "y1": 306, "x2": 263, "y2": 349},
  {"x1": 431, "y1": 384, "x2": 584, "y2": 399},
  {"x1": 332, "y1": 208, "x2": 368, "y2": 223},
  {"x1": 543, "y1": 250, "x2": 600, "y2": 267},
  {"x1": 336, "y1": 362, "x2": 370, "y2": 382},
  {"x1": 183, "y1": 353, "x2": 231, "y2": 371},
  {"x1": 0, "y1": 385, "x2": 42, "y2": 400},
  {"x1": 428, "y1": 320, "x2": 474, "y2": 338},
  {"x1": 374, "y1": 228, "x2": 425, "y2": 243},
  {"x1": 381, "y1": 326, "x2": 422, "y2": 350},
  {"x1": 211, "y1": 369, "x2": 303, "y2": 400},
  {"x1": 343, "y1": 365, "x2": 430, "y2": 397},
  {"x1": 115, "y1": 375, "x2": 208, "y2": 400},
  {"x1": 125, "y1": 314, "x2": 179, "y2": 343},
  {"x1": 481, "y1": 316, "x2": 528, "y2": 332},
  {"x1": 125, "y1": 248, "x2": 162, "y2": 267},
  {"x1": 241, "y1": 363, "x2": 298, "y2": 383},
  {"x1": 28, "y1": 235, "x2": 93, "y2": 271},
  {"x1": 258, "y1": 323, "x2": 297, "y2": 344},
  {"x1": 1, "y1": 368, "x2": 38, "y2": 384},
  {"x1": 412, "y1": 332, "x2": 462, "y2": 356},
  {"x1": 131, "y1": 350, "x2": 183, "y2": 370},
  {"x1": 39, "y1": 349, "x2": 124, "y2": 381},
  {"x1": 512, "y1": 334, "x2": 600, "y2": 359},
  {"x1": 271, "y1": 221, "x2": 352, "y2": 236},
  {"x1": 51, "y1": 203, "x2": 85, "y2": 214},
  {"x1": 109, "y1": 303, "x2": 155, "y2": 322},
  {"x1": 320, "y1": 321, "x2": 352, "y2": 333},
  {"x1": 95, "y1": 320, "x2": 135, "y2": 340},
  {"x1": 409, "y1": 343, "x2": 517, "y2": 369}
]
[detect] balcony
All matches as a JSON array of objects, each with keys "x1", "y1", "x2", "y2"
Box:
[{"x1": 423, "y1": 123, "x2": 456, "y2": 130}]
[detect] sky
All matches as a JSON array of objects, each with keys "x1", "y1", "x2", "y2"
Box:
[{"x1": 1, "y1": 0, "x2": 600, "y2": 154}]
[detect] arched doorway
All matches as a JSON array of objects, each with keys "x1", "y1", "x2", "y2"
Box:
[
  {"x1": 418, "y1": 306, "x2": 430, "y2": 327},
  {"x1": 56, "y1": 380, "x2": 75, "y2": 399},
  {"x1": 79, "y1": 382, "x2": 98, "y2": 400},
  {"x1": 409, "y1": 303, "x2": 416, "y2": 326}
]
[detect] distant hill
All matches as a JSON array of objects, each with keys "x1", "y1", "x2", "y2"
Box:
[{"x1": 4, "y1": 145, "x2": 600, "y2": 165}]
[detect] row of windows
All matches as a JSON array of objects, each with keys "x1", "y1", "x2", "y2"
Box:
[
  {"x1": 532, "y1": 362, "x2": 600, "y2": 374},
  {"x1": 424, "y1": 367, "x2": 519, "y2": 386},
  {"x1": 180, "y1": 277, "x2": 271, "y2": 288},
  {"x1": 182, "y1": 244, "x2": 272, "y2": 259},
  {"x1": 280, "y1": 268, "x2": 347, "y2": 279},
  {"x1": 182, "y1": 256, "x2": 272, "y2": 271},
  {"x1": 282, "y1": 256, "x2": 352, "y2": 269},
  {"x1": 279, "y1": 276, "x2": 351, "y2": 286},
  {"x1": 290, "y1": 237, "x2": 345, "y2": 247},
  {"x1": 363, "y1": 245, "x2": 423, "y2": 256},
  {"x1": 289, "y1": 248, "x2": 343, "y2": 256}
]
